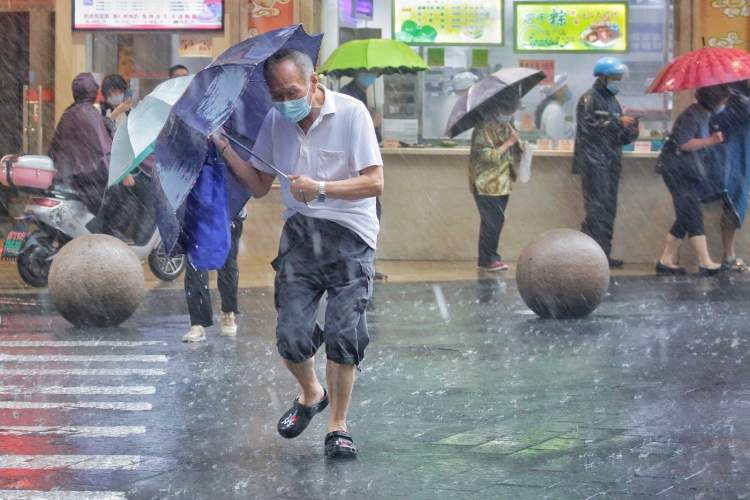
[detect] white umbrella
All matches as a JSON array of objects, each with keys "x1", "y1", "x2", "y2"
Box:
[{"x1": 108, "y1": 75, "x2": 194, "y2": 187}]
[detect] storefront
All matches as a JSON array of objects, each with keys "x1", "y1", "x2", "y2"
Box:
[{"x1": 53, "y1": 0, "x2": 318, "y2": 124}]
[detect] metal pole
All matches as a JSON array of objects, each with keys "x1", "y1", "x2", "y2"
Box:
[
  {"x1": 37, "y1": 85, "x2": 44, "y2": 155},
  {"x1": 21, "y1": 85, "x2": 29, "y2": 153}
]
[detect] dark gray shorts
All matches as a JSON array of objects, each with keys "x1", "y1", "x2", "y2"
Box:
[{"x1": 272, "y1": 215, "x2": 374, "y2": 365}]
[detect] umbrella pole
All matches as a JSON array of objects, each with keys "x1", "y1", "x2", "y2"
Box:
[{"x1": 222, "y1": 133, "x2": 289, "y2": 180}]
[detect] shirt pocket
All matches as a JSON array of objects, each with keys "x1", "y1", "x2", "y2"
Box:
[{"x1": 317, "y1": 149, "x2": 349, "y2": 181}]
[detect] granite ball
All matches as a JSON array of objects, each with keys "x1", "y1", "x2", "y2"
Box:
[
  {"x1": 516, "y1": 229, "x2": 610, "y2": 319},
  {"x1": 49, "y1": 234, "x2": 145, "y2": 327}
]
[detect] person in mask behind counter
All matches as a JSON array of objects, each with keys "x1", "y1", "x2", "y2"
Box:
[
  {"x1": 535, "y1": 73, "x2": 575, "y2": 143},
  {"x1": 339, "y1": 71, "x2": 382, "y2": 143}
]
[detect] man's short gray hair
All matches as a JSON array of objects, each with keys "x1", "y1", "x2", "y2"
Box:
[{"x1": 264, "y1": 48, "x2": 314, "y2": 82}]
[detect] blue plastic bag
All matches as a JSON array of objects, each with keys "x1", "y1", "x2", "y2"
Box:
[{"x1": 182, "y1": 143, "x2": 230, "y2": 271}]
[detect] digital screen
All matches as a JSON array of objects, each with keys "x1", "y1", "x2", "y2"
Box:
[
  {"x1": 393, "y1": 0, "x2": 504, "y2": 46},
  {"x1": 73, "y1": 0, "x2": 224, "y2": 31},
  {"x1": 356, "y1": 0, "x2": 374, "y2": 19},
  {"x1": 515, "y1": 2, "x2": 628, "y2": 52}
]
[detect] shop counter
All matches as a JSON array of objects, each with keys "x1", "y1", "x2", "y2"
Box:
[{"x1": 243, "y1": 147, "x2": 742, "y2": 265}]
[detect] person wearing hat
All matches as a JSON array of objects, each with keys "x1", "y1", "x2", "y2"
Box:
[
  {"x1": 452, "y1": 71, "x2": 479, "y2": 97},
  {"x1": 572, "y1": 57, "x2": 639, "y2": 268},
  {"x1": 535, "y1": 74, "x2": 574, "y2": 143}
]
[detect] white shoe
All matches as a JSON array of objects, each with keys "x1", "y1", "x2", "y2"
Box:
[
  {"x1": 182, "y1": 325, "x2": 206, "y2": 343},
  {"x1": 220, "y1": 312, "x2": 238, "y2": 337}
]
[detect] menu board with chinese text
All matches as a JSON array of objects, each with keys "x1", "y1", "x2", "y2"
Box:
[
  {"x1": 393, "y1": 0, "x2": 503, "y2": 46},
  {"x1": 515, "y1": 2, "x2": 628, "y2": 52},
  {"x1": 73, "y1": 0, "x2": 224, "y2": 31}
]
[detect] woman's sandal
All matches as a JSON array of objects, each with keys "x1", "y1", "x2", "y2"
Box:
[
  {"x1": 324, "y1": 430, "x2": 358, "y2": 459},
  {"x1": 722, "y1": 257, "x2": 749, "y2": 273}
]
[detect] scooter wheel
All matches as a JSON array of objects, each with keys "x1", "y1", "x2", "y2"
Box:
[
  {"x1": 148, "y1": 246, "x2": 186, "y2": 282},
  {"x1": 17, "y1": 233, "x2": 56, "y2": 288}
]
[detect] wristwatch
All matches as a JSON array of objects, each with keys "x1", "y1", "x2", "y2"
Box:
[{"x1": 317, "y1": 182, "x2": 327, "y2": 203}]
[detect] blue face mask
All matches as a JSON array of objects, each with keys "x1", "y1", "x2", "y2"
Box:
[
  {"x1": 606, "y1": 81, "x2": 620, "y2": 95},
  {"x1": 495, "y1": 114, "x2": 513, "y2": 124},
  {"x1": 273, "y1": 83, "x2": 312, "y2": 123},
  {"x1": 356, "y1": 73, "x2": 377, "y2": 88},
  {"x1": 714, "y1": 104, "x2": 726, "y2": 115}
]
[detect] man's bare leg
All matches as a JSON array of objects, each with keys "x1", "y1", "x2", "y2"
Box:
[
  {"x1": 326, "y1": 360, "x2": 356, "y2": 433},
  {"x1": 284, "y1": 358, "x2": 325, "y2": 406}
]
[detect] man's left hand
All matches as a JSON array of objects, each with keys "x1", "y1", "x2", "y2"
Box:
[{"x1": 289, "y1": 175, "x2": 318, "y2": 203}]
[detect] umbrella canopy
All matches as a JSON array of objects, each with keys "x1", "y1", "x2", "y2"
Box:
[
  {"x1": 647, "y1": 47, "x2": 750, "y2": 93},
  {"x1": 109, "y1": 75, "x2": 193, "y2": 187},
  {"x1": 153, "y1": 24, "x2": 322, "y2": 253},
  {"x1": 318, "y1": 39, "x2": 428, "y2": 78},
  {"x1": 446, "y1": 67, "x2": 545, "y2": 138}
]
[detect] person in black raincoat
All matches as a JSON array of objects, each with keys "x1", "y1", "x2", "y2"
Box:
[{"x1": 572, "y1": 57, "x2": 638, "y2": 268}]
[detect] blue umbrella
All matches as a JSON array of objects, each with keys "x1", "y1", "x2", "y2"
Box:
[{"x1": 153, "y1": 24, "x2": 323, "y2": 253}]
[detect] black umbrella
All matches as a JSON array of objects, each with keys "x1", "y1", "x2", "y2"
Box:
[{"x1": 446, "y1": 67, "x2": 546, "y2": 138}]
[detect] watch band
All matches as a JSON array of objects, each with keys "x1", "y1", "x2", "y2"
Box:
[{"x1": 317, "y1": 182, "x2": 327, "y2": 202}]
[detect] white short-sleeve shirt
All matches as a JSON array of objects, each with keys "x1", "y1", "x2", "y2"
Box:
[{"x1": 251, "y1": 85, "x2": 383, "y2": 249}]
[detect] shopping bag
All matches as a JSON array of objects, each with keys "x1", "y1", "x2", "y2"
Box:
[{"x1": 182, "y1": 143, "x2": 230, "y2": 271}]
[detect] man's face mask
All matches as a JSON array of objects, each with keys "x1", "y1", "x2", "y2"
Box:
[
  {"x1": 356, "y1": 73, "x2": 377, "y2": 88},
  {"x1": 606, "y1": 80, "x2": 621, "y2": 95},
  {"x1": 273, "y1": 82, "x2": 312, "y2": 123}
]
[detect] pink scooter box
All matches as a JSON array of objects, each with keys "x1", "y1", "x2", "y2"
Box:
[{"x1": 0, "y1": 155, "x2": 56, "y2": 190}]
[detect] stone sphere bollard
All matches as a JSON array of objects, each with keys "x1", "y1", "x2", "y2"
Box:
[
  {"x1": 49, "y1": 234, "x2": 145, "y2": 327},
  {"x1": 516, "y1": 229, "x2": 609, "y2": 319}
]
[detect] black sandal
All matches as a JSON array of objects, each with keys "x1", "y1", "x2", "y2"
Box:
[
  {"x1": 277, "y1": 390, "x2": 328, "y2": 439},
  {"x1": 325, "y1": 430, "x2": 358, "y2": 459}
]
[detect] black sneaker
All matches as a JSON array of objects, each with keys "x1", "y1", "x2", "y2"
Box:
[
  {"x1": 277, "y1": 390, "x2": 329, "y2": 439},
  {"x1": 608, "y1": 258, "x2": 624, "y2": 269},
  {"x1": 325, "y1": 430, "x2": 358, "y2": 459}
]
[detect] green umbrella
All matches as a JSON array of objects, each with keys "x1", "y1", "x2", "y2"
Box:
[
  {"x1": 318, "y1": 39, "x2": 428, "y2": 78},
  {"x1": 108, "y1": 75, "x2": 193, "y2": 187}
]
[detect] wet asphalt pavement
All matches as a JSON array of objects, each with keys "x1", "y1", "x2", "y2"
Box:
[{"x1": 0, "y1": 273, "x2": 749, "y2": 499}]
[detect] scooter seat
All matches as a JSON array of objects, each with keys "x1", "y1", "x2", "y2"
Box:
[{"x1": 50, "y1": 185, "x2": 81, "y2": 201}]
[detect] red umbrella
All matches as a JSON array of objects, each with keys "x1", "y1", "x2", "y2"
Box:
[{"x1": 647, "y1": 47, "x2": 750, "y2": 93}]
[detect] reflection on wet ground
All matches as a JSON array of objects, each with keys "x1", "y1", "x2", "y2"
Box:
[{"x1": 0, "y1": 273, "x2": 748, "y2": 498}]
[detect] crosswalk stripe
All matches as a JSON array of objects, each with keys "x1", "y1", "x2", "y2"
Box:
[
  {"x1": 0, "y1": 340, "x2": 166, "y2": 348},
  {"x1": 0, "y1": 455, "x2": 146, "y2": 469},
  {"x1": 0, "y1": 354, "x2": 168, "y2": 363},
  {"x1": 0, "y1": 402, "x2": 152, "y2": 411},
  {"x1": 0, "y1": 491, "x2": 126, "y2": 499},
  {"x1": 0, "y1": 385, "x2": 156, "y2": 395},
  {"x1": 0, "y1": 426, "x2": 146, "y2": 437},
  {"x1": 0, "y1": 368, "x2": 166, "y2": 376}
]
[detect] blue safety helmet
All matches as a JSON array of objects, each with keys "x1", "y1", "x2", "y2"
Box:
[{"x1": 593, "y1": 57, "x2": 628, "y2": 77}]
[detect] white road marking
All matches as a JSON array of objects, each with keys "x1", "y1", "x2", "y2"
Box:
[
  {"x1": 0, "y1": 455, "x2": 145, "y2": 470},
  {"x1": 0, "y1": 340, "x2": 165, "y2": 348},
  {"x1": 0, "y1": 426, "x2": 146, "y2": 437},
  {"x1": 0, "y1": 402, "x2": 152, "y2": 411},
  {"x1": 0, "y1": 491, "x2": 126, "y2": 499},
  {"x1": 0, "y1": 354, "x2": 168, "y2": 363},
  {"x1": 0, "y1": 368, "x2": 166, "y2": 376},
  {"x1": 0, "y1": 385, "x2": 156, "y2": 395}
]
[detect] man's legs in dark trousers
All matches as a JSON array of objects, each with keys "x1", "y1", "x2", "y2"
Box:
[
  {"x1": 581, "y1": 164, "x2": 620, "y2": 258},
  {"x1": 185, "y1": 262, "x2": 212, "y2": 328},
  {"x1": 473, "y1": 193, "x2": 510, "y2": 267},
  {"x1": 184, "y1": 216, "x2": 243, "y2": 331}
]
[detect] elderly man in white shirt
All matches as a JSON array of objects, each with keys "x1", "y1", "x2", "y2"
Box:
[{"x1": 212, "y1": 48, "x2": 383, "y2": 459}]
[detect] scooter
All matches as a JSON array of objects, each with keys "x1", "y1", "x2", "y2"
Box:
[{"x1": 0, "y1": 154, "x2": 185, "y2": 288}]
